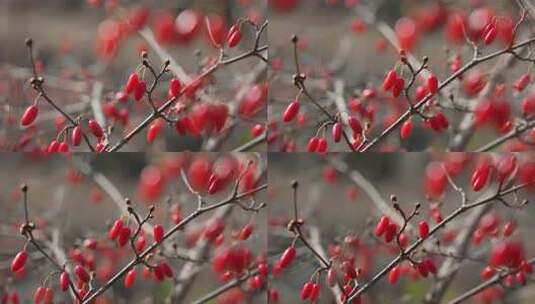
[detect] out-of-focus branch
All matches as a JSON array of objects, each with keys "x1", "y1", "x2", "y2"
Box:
[
  {"x1": 327, "y1": 156, "x2": 407, "y2": 229},
  {"x1": 89, "y1": 81, "x2": 105, "y2": 129}
]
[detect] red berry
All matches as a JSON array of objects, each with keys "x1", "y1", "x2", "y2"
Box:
[
  {"x1": 383, "y1": 69, "x2": 398, "y2": 91},
  {"x1": 283, "y1": 101, "x2": 300, "y2": 122},
  {"x1": 419, "y1": 221, "x2": 430, "y2": 239},
  {"x1": 153, "y1": 264, "x2": 165, "y2": 281},
  {"x1": 124, "y1": 269, "x2": 136, "y2": 288},
  {"x1": 115, "y1": 91, "x2": 128, "y2": 103},
  {"x1": 136, "y1": 234, "x2": 147, "y2": 251},
  {"x1": 134, "y1": 80, "x2": 147, "y2": 101},
  {"x1": 58, "y1": 142, "x2": 70, "y2": 153},
  {"x1": 300, "y1": 282, "x2": 314, "y2": 300},
  {"x1": 258, "y1": 263, "x2": 269, "y2": 277},
  {"x1": 316, "y1": 137, "x2": 328, "y2": 153},
  {"x1": 503, "y1": 221, "x2": 516, "y2": 238},
  {"x1": 21, "y1": 105, "x2": 39, "y2": 127},
  {"x1": 47, "y1": 140, "x2": 60, "y2": 153},
  {"x1": 425, "y1": 259, "x2": 437, "y2": 274},
  {"x1": 88, "y1": 119, "x2": 104, "y2": 138},
  {"x1": 43, "y1": 288, "x2": 54, "y2": 304},
  {"x1": 279, "y1": 246, "x2": 296, "y2": 269},
  {"x1": 417, "y1": 261, "x2": 430, "y2": 277},
  {"x1": 480, "y1": 266, "x2": 496, "y2": 280},
  {"x1": 83, "y1": 238, "x2": 97, "y2": 250},
  {"x1": 435, "y1": 112, "x2": 449, "y2": 129},
  {"x1": 125, "y1": 73, "x2": 140, "y2": 95},
  {"x1": 159, "y1": 261, "x2": 174, "y2": 278},
  {"x1": 307, "y1": 137, "x2": 320, "y2": 152},
  {"x1": 388, "y1": 265, "x2": 401, "y2": 284},
  {"x1": 490, "y1": 241, "x2": 525, "y2": 269},
  {"x1": 11, "y1": 250, "x2": 28, "y2": 273},
  {"x1": 384, "y1": 223, "x2": 397, "y2": 243},
  {"x1": 398, "y1": 233, "x2": 408, "y2": 247},
  {"x1": 392, "y1": 78, "x2": 405, "y2": 97},
  {"x1": 483, "y1": 26, "x2": 497, "y2": 45},
  {"x1": 75, "y1": 265, "x2": 90, "y2": 283},
  {"x1": 108, "y1": 219, "x2": 124, "y2": 240},
  {"x1": 516, "y1": 271, "x2": 526, "y2": 285},
  {"x1": 117, "y1": 227, "x2": 131, "y2": 247},
  {"x1": 496, "y1": 154, "x2": 517, "y2": 184},
  {"x1": 154, "y1": 224, "x2": 164, "y2": 243},
  {"x1": 249, "y1": 275, "x2": 264, "y2": 290},
  {"x1": 168, "y1": 78, "x2": 182, "y2": 98},
  {"x1": 60, "y1": 271, "x2": 70, "y2": 292},
  {"x1": 521, "y1": 260, "x2": 533, "y2": 274},
  {"x1": 250, "y1": 124, "x2": 264, "y2": 138},
  {"x1": 427, "y1": 74, "x2": 439, "y2": 95},
  {"x1": 348, "y1": 116, "x2": 362, "y2": 135},
  {"x1": 513, "y1": 74, "x2": 531, "y2": 92},
  {"x1": 34, "y1": 286, "x2": 46, "y2": 304},
  {"x1": 395, "y1": 17, "x2": 418, "y2": 50},
  {"x1": 147, "y1": 119, "x2": 164, "y2": 144},
  {"x1": 400, "y1": 119, "x2": 413, "y2": 140},
  {"x1": 227, "y1": 25, "x2": 242, "y2": 48},
  {"x1": 228, "y1": 29, "x2": 242, "y2": 48},
  {"x1": 71, "y1": 125, "x2": 82, "y2": 146},
  {"x1": 203, "y1": 218, "x2": 225, "y2": 241},
  {"x1": 471, "y1": 158, "x2": 492, "y2": 192},
  {"x1": 374, "y1": 216, "x2": 390, "y2": 237},
  {"x1": 238, "y1": 223, "x2": 254, "y2": 240},
  {"x1": 327, "y1": 268, "x2": 337, "y2": 287},
  {"x1": 332, "y1": 122, "x2": 342, "y2": 143}
]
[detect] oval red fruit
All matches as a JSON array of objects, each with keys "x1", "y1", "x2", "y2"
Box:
[
  {"x1": 74, "y1": 265, "x2": 90, "y2": 283},
  {"x1": 71, "y1": 125, "x2": 82, "y2": 146},
  {"x1": 11, "y1": 250, "x2": 28, "y2": 273},
  {"x1": 124, "y1": 269, "x2": 136, "y2": 288},
  {"x1": 21, "y1": 105, "x2": 39, "y2": 127},
  {"x1": 60, "y1": 271, "x2": 70, "y2": 292},
  {"x1": 400, "y1": 119, "x2": 413, "y2": 140},
  {"x1": 300, "y1": 282, "x2": 314, "y2": 300},
  {"x1": 125, "y1": 73, "x2": 140, "y2": 95},
  {"x1": 383, "y1": 69, "x2": 398, "y2": 91},
  {"x1": 427, "y1": 74, "x2": 439, "y2": 95},
  {"x1": 278, "y1": 246, "x2": 296, "y2": 269},
  {"x1": 108, "y1": 219, "x2": 124, "y2": 240},
  {"x1": 154, "y1": 224, "x2": 164, "y2": 243},
  {"x1": 374, "y1": 216, "x2": 390, "y2": 237},
  {"x1": 332, "y1": 122, "x2": 342, "y2": 143},
  {"x1": 88, "y1": 119, "x2": 104, "y2": 138},
  {"x1": 283, "y1": 101, "x2": 300, "y2": 122},
  {"x1": 419, "y1": 221, "x2": 429, "y2": 239}
]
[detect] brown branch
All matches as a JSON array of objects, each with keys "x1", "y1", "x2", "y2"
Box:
[{"x1": 25, "y1": 39, "x2": 95, "y2": 152}]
